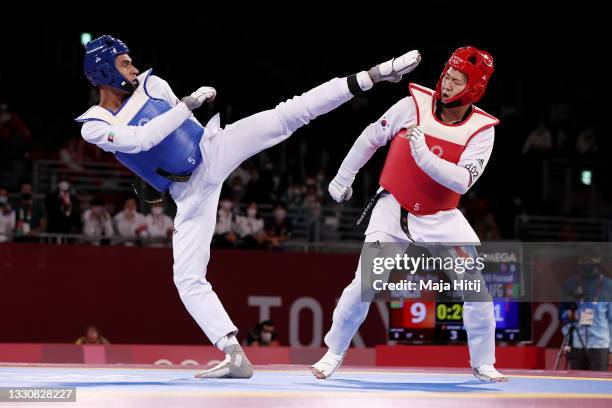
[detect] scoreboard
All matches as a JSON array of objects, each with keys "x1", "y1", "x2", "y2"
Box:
[{"x1": 388, "y1": 249, "x2": 531, "y2": 343}]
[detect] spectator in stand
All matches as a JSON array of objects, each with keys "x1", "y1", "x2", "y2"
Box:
[
  {"x1": 45, "y1": 180, "x2": 82, "y2": 234},
  {"x1": 303, "y1": 184, "x2": 323, "y2": 241},
  {"x1": 0, "y1": 103, "x2": 31, "y2": 166},
  {"x1": 575, "y1": 127, "x2": 598, "y2": 155},
  {"x1": 75, "y1": 326, "x2": 110, "y2": 345},
  {"x1": 145, "y1": 202, "x2": 174, "y2": 241},
  {"x1": 236, "y1": 202, "x2": 266, "y2": 248},
  {"x1": 245, "y1": 320, "x2": 281, "y2": 347},
  {"x1": 462, "y1": 193, "x2": 502, "y2": 240},
  {"x1": 0, "y1": 188, "x2": 16, "y2": 242},
  {"x1": 284, "y1": 181, "x2": 305, "y2": 207},
  {"x1": 229, "y1": 175, "x2": 246, "y2": 203},
  {"x1": 58, "y1": 137, "x2": 87, "y2": 171},
  {"x1": 113, "y1": 198, "x2": 148, "y2": 241},
  {"x1": 83, "y1": 197, "x2": 114, "y2": 239},
  {"x1": 13, "y1": 182, "x2": 46, "y2": 240},
  {"x1": 522, "y1": 120, "x2": 553, "y2": 154},
  {"x1": 244, "y1": 167, "x2": 269, "y2": 204},
  {"x1": 265, "y1": 202, "x2": 293, "y2": 249},
  {"x1": 213, "y1": 196, "x2": 240, "y2": 248}
]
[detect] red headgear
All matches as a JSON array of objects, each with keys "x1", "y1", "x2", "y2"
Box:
[{"x1": 435, "y1": 46, "x2": 494, "y2": 105}]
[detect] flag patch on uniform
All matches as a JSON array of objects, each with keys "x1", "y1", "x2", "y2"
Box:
[{"x1": 107, "y1": 132, "x2": 115, "y2": 143}]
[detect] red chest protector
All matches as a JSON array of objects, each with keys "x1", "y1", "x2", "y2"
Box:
[{"x1": 379, "y1": 83, "x2": 498, "y2": 215}]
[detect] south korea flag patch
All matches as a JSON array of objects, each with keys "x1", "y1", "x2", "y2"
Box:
[{"x1": 380, "y1": 118, "x2": 390, "y2": 131}]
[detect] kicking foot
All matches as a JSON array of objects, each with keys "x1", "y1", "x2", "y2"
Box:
[
  {"x1": 311, "y1": 350, "x2": 346, "y2": 379},
  {"x1": 195, "y1": 345, "x2": 253, "y2": 379},
  {"x1": 473, "y1": 365, "x2": 508, "y2": 382}
]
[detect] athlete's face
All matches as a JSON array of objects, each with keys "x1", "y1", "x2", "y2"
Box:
[
  {"x1": 441, "y1": 67, "x2": 467, "y2": 102},
  {"x1": 115, "y1": 54, "x2": 139, "y2": 84}
]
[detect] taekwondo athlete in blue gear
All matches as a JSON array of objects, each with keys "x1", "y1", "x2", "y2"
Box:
[{"x1": 76, "y1": 34, "x2": 421, "y2": 379}]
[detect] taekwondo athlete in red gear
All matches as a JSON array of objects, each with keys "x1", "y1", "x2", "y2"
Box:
[{"x1": 312, "y1": 46, "x2": 508, "y2": 383}]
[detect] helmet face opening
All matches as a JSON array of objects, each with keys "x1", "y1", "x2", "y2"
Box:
[
  {"x1": 83, "y1": 35, "x2": 137, "y2": 93},
  {"x1": 435, "y1": 46, "x2": 495, "y2": 106}
]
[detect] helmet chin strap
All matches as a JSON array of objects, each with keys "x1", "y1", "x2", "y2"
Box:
[
  {"x1": 439, "y1": 97, "x2": 464, "y2": 109},
  {"x1": 120, "y1": 78, "x2": 139, "y2": 94}
]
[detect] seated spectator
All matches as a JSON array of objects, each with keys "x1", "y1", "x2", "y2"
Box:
[
  {"x1": 236, "y1": 202, "x2": 266, "y2": 249},
  {"x1": 0, "y1": 103, "x2": 31, "y2": 169},
  {"x1": 265, "y1": 202, "x2": 293, "y2": 249},
  {"x1": 244, "y1": 167, "x2": 271, "y2": 204},
  {"x1": 58, "y1": 137, "x2": 86, "y2": 171},
  {"x1": 575, "y1": 127, "x2": 598, "y2": 155},
  {"x1": 75, "y1": 326, "x2": 110, "y2": 345},
  {"x1": 45, "y1": 179, "x2": 82, "y2": 234},
  {"x1": 213, "y1": 197, "x2": 239, "y2": 248},
  {"x1": 13, "y1": 182, "x2": 46, "y2": 240},
  {"x1": 0, "y1": 188, "x2": 15, "y2": 242},
  {"x1": 303, "y1": 185, "x2": 323, "y2": 241},
  {"x1": 284, "y1": 182, "x2": 306, "y2": 207},
  {"x1": 522, "y1": 120, "x2": 552, "y2": 154},
  {"x1": 145, "y1": 202, "x2": 173, "y2": 243},
  {"x1": 229, "y1": 175, "x2": 246, "y2": 203},
  {"x1": 113, "y1": 198, "x2": 147, "y2": 241},
  {"x1": 245, "y1": 320, "x2": 280, "y2": 347},
  {"x1": 83, "y1": 197, "x2": 114, "y2": 240}
]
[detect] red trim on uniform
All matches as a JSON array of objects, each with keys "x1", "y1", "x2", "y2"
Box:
[
  {"x1": 410, "y1": 83, "x2": 481, "y2": 128},
  {"x1": 473, "y1": 107, "x2": 500, "y2": 123},
  {"x1": 465, "y1": 122, "x2": 497, "y2": 145},
  {"x1": 409, "y1": 83, "x2": 422, "y2": 125},
  {"x1": 409, "y1": 82, "x2": 434, "y2": 96}
]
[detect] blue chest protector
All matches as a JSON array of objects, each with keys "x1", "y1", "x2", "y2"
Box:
[{"x1": 76, "y1": 69, "x2": 204, "y2": 192}]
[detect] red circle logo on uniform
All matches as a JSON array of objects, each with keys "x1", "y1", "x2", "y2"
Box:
[{"x1": 431, "y1": 145, "x2": 444, "y2": 157}]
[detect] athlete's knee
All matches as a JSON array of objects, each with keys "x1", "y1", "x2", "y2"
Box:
[
  {"x1": 173, "y1": 268, "x2": 211, "y2": 297},
  {"x1": 464, "y1": 302, "x2": 495, "y2": 327}
]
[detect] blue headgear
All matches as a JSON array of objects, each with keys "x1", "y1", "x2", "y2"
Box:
[{"x1": 83, "y1": 35, "x2": 138, "y2": 92}]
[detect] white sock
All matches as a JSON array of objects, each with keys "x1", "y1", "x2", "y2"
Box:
[{"x1": 215, "y1": 334, "x2": 239, "y2": 352}]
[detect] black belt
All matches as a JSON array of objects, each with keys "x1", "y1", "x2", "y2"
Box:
[
  {"x1": 356, "y1": 190, "x2": 387, "y2": 227},
  {"x1": 356, "y1": 189, "x2": 415, "y2": 243},
  {"x1": 131, "y1": 168, "x2": 192, "y2": 205},
  {"x1": 400, "y1": 206, "x2": 414, "y2": 242},
  {"x1": 155, "y1": 168, "x2": 192, "y2": 182}
]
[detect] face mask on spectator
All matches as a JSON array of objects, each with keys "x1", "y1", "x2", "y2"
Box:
[
  {"x1": 0, "y1": 196, "x2": 7, "y2": 205},
  {"x1": 260, "y1": 331, "x2": 272, "y2": 343},
  {"x1": 221, "y1": 201, "x2": 233, "y2": 211},
  {"x1": 151, "y1": 207, "x2": 164, "y2": 216},
  {"x1": 21, "y1": 193, "x2": 32, "y2": 202},
  {"x1": 274, "y1": 209, "x2": 286, "y2": 220},
  {"x1": 59, "y1": 181, "x2": 70, "y2": 192},
  {"x1": 247, "y1": 208, "x2": 257, "y2": 218}
]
